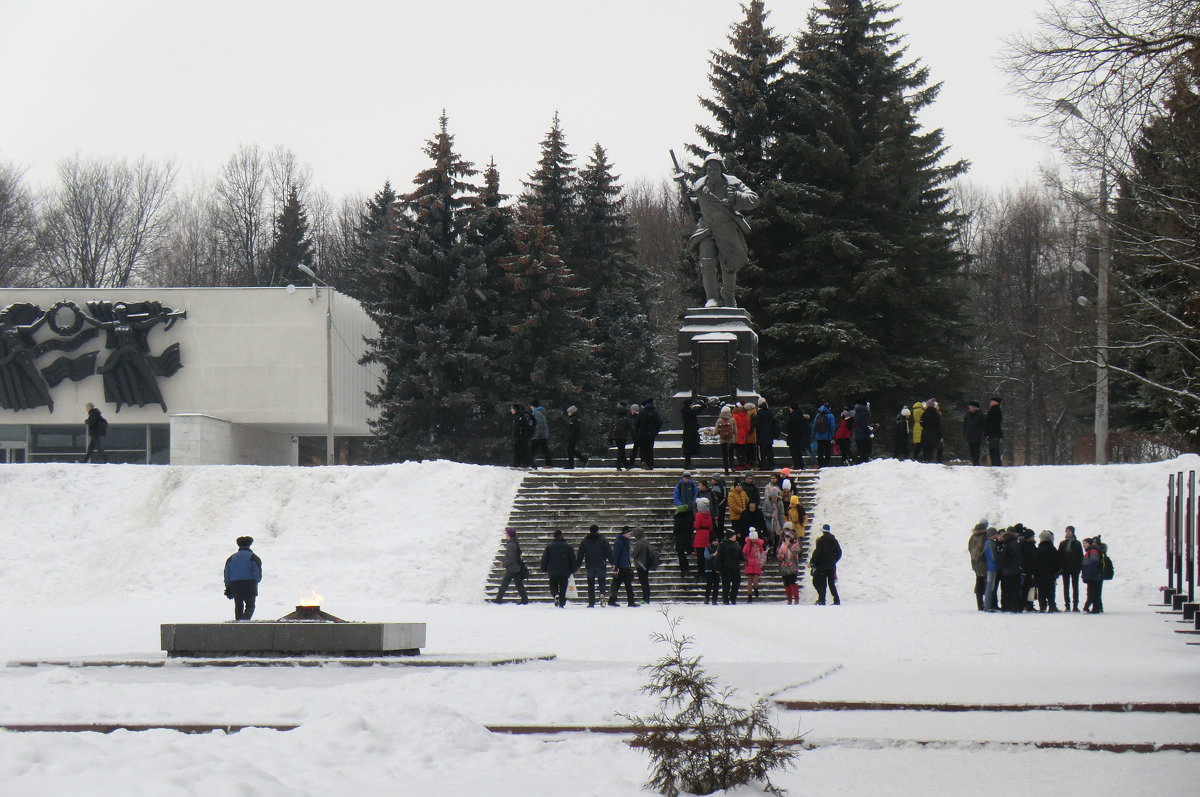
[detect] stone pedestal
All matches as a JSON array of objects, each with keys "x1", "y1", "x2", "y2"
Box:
[
  {"x1": 160, "y1": 622, "x2": 427, "y2": 657},
  {"x1": 672, "y1": 306, "x2": 761, "y2": 424}
]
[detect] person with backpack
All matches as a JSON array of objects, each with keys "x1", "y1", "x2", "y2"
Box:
[
  {"x1": 223, "y1": 535, "x2": 263, "y2": 621},
  {"x1": 1081, "y1": 537, "x2": 1105, "y2": 613},
  {"x1": 576, "y1": 525, "x2": 612, "y2": 608},
  {"x1": 631, "y1": 528, "x2": 658, "y2": 604},
  {"x1": 609, "y1": 403, "x2": 635, "y2": 471},
  {"x1": 84, "y1": 402, "x2": 108, "y2": 463},
  {"x1": 742, "y1": 529, "x2": 766, "y2": 602},
  {"x1": 811, "y1": 402, "x2": 836, "y2": 468},
  {"x1": 1058, "y1": 525, "x2": 1084, "y2": 612},
  {"x1": 607, "y1": 527, "x2": 638, "y2": 607},
  {"x1": 715, "y1": 405, "x2": 737, "y2": 473},
  {"x1": 810, "y1": 524, "x2": 842, "y2": 605}
]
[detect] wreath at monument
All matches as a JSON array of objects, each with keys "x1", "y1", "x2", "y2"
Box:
[{"x1": 46, "y1": 301, "x2": 84, "y2": 337}]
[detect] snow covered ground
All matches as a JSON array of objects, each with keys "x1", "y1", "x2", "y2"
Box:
[{"x1": 1, "y1": 457, "x2": 1198, "y2": 796}]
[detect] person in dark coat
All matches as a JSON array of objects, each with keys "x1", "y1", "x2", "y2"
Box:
[
  {"x1": 962, "y1": 401, "x2": 986, "y2": 466},
  {"x1": 715, "y1": 531, "x2": 744, "y2": 605},
  {"x1": 84, "y1": 402, "x2": 108, "y2": 463},
  {"x1": 680, "y1": 398, "x2": 704, "y2": 470},
  {"x1": 811, "y1": 402, "x2": 836, "y2": 468},
  {"x1": 576, "y1": 525, "x2": 612, "y2": 608},
  {"x1": 540, "y1": 529, "x2": 577, "y2": 607},
  {"x1": 756, "y1": 399, "x2": 776, "y2": 468},
  {"x1": 609, "y1": 403, "x2": 635, "y2": 471},
  {"x1": 784, "y1": 403, "x2": 810, "y2": 469},
  {"x1": 530, "y1": 401, "x2": 553, "y2": 468},
  {"x1": 997, "y1": 529, "x2": 1023, "y2": 612},
  {"x1": 1019, "y1": 527, "x2": 1038, "y2": 611},
  {"x1": 985, "y1": 397, "x2": 1004, "y2": 466},
  {"x1": 608, "y1": 527, "x2": 638, "y2": 607},
  {"x1": 809, "y1": 524, "x2": 842, "y2": 605},
  {"x1": 893, "y1": 406, "x2": 912, "y2": 460},
  {"x1": 637, "y1": 398, "x2": 663, "y2": 470},
  {"x1": 564, "y1": 405, "x2": 589, "y2": 469},
  {"x1": 851, "y1": 402, "x2": 872, "y2": 464},
  {"x1": 920, "y1": 399, "x2": 943, "y2": 463},
  {"x1": 223, "y1": 536, "x2": 263, "y2": 621},
  {"x1": 511, "y1": 403, "x2": 533, "y2": 467},
  {"x1": 709, "y1": 475, "x2": 728, "y2": 535},
  {"x1": 1035, "y1": 530, "x2": 1062, "y2": 612},
  {"x1": 737, "y1": 501, "x2": 767, "y2": 543},
  {"x1": 968, "y1": 520, "x2": 989, "y2": 610},
  {"x1": 628, "y1": 403, "x2": 642, "y2": 468},
  {"x1": 1058, "y1": 525, "x2": 1084, "y2": 612},
  {"x1": 494, "y1": 527, "x2": 529, "y2": 604},
  {"x1": 631, "y1": 528, "x2": 657, "y2": 604},
  {"x1": 1081, "y1": 537, "x2": 1105, "y2": 613},
  {"x1": 703, "y1": 537, "x2": 722, "y2": 604}
]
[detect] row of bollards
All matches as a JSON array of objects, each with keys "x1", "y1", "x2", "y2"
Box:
[{"x1": 1162, "y1": 470, "x2": 1199, "y2": 629}]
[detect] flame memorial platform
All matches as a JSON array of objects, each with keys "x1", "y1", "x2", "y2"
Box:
[{"x1": 160, "y1": 621, "x2": 427, "y2": 657}]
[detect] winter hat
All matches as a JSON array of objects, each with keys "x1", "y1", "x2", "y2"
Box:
[
  {"x1": 703, "y1": 152, "x2": 725, "y2": 165},
  {"x1": 681, "y1": 472, "x2": 691, "y2": 478},
  {"x1": 553, "y1": 529, "x2": 564, "y2": 538},
  {"x1": 926, "y1": 398, "x2": 937, "y2": 408},
  {"x1": 781, "y1": 467, "x2": 791, "y2": 477},
  {"x1": 901, "y1": 406, "x2": 911, "y2": 417},
  {"x1": 630, "y1": 403, "x2": 640, "y2": 413},
  {"x1": 974, "y1": 520, "x2": 988, "y2": 531},
  {"x1": 719, "y1": 405, "x2": 732, "y2": 418},
  {"x1": 782, "y1": 478, "x2": 792, "y2": 491},
  {"x1": 696, "y1": 498, "x2": 710, "y2": 512},
  {"x1": 589, "y1": 524, "x2": 599, "y2": 535},
  {"x1": 1039, "y1": 530, "x2": 1053, "y2": 542},
  {"x1": 748, "y1": 529, "x2": 758, "y2": 539},
  {"x1": 789, "y1": 495, "x2": 800, "y2": 506},
  {"x1": 621, "y1": 526, "x2": 634, "y2": 536},
  {"x1": 236, "y1": 536, "x2": 254, "y2": 547},
  {"x1": 1023, "y1": 528, "x2": 1035, "y2": 538},
  {"x1": 968, "y1": 400, "x2": 980, "y2": 408},
  {"x1": 782, "y1": 521, "x2": 795, "y2": 531},
  {"x1": 567, "y1": 405, "x2": 578, "y2": 416},
  {"x1": 822, "y1": 524, "x2": 831, "y2": 532},
  {"x1": 784, "y1": 528, "x2": 797, "y2": 539},
  {"x1": 505, "y1": 527, "x2": 517, "y2": 538}
]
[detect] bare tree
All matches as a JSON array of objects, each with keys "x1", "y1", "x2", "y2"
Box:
[
  {"x1": 0, "y1": 161, "x2": 37, "y2": 286},
  {"x1": 626, "y1": 176, "x2": 693, "y2": 364},
  {"x1": 144, "y1": 183, "x2": 232, "y2": 287},
  {"x1": 35, "y1": 154, "x2": 176, "y2": 287},
  {"x1": 212, "y1": 144, "x2": 270, "y2": 285}
]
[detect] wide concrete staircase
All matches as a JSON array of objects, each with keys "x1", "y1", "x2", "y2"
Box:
[{"x1": 487, "y1": 467, "x2": 821, "y2": 604}]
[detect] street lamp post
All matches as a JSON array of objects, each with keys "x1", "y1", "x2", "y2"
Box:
[
  {"x1": 297, "y1": 264, "x2": 335, "y2": 466},
  {"x1": 1056, "y1": 99, "x2": 1110, "y2": 465}
]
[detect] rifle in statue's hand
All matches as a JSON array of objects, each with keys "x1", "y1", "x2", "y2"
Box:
[{"x1": 670, "y1": 149, "x2": 699, "y2": 223}]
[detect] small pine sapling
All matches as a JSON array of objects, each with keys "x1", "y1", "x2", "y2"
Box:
[{"x1": 620, "y1": 609, "x2": 798, "y2": 796}]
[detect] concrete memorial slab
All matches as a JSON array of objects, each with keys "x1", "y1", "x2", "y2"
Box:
[{"x1": 160, "y1": 621, "x2": 427, "y2": 657}]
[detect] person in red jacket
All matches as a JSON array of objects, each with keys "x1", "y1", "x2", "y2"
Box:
[
  {"x1": 732, "y1": 403, "x2": 751, "y2": 470},
  {"x1": 742, "y1": 529, "x2": 766, "y2": 602},
  {"x1": 693, "y1": 497, "x2": 713, "y2": 579},
  {"x1": 833, "y1": 408, "x2": 854, "y2": 465}
]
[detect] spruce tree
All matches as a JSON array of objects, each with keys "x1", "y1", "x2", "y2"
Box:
[
  {"x1": 360, "y1": 115, "x2": 501, "y2": 462},
  {"x1": 341, "y1": 181, "x2": 398, "y2": 303},
  {"x1": 750, "y1": 0, "x2": 970, "y2": 409},
  {"x1": 496, "y1": 206, "x2": 592, "y2": 413},
  {"x1": 264, "y1": 186, "x2": 314, "y2": 287},
  {"x1": 521, "y1": 112, "x2": 577, "y2": 252}
]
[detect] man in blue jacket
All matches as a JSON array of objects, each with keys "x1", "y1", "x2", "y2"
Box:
[
  {"x1": 811, "y1": 402, "x2": 836, "y2": 468},
  {"x1": 224, "y1": 536, "x2": 263, "y2": 621},
  {"x1": 607, "y1": 527, "x2": 638, "y2": 607}
]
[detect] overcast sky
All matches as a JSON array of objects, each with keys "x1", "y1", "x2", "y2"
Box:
[{"x1": 0, "y1": 0, "x2": 1057, "y2": 201}]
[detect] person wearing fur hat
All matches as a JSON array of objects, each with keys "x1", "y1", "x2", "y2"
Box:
[
  {"x1": 1058, "y1": 526, "x2": 1084, "y2": 612},
  {"x1": 1081, "y1": 537, "x2": 1105, "y2": 613},
  {"x1": 637, "y1": 398, "x2": 663, "y2": 470},
  {"x1": 493, "y1": 528, "x2": 529, "y2": 604},
  {"x1": 742, "y1": 529, "x2": 766, "y2": 602},
  {"x1": 510, "y1": 403, "x2": 534, "y2": 467},
  {"x1": 681, "y1": 397, "x2": 704, "y2": 470},
  {"x1": 1019, "y1": 527, "x2": 1039, "y2": 611},
  {"x1": 223, "y1": 536, "x2": 263, "y2": 621},
  {"x1": 985, "y1": 397, "x2": 1004, "y2": 466},
  {"x1": 715, "y1": 405, "x2": 737, "y2": 473},
  {"x1": 968, "y1": 520, "x2": 989, "y2": 611},
  {"x1": 564, "y1": 405, "x2": 589, "y2": 469},
  {"x1": 609, "y1": 403, "x2": 635, "y2": 471},
  {"x1": 541, "y1": 529, "x2": 577, "y2": 607},
  {"x1": 963, "y1": 401, "x2": 986, "y2": 466},
  {"x1": 784, "y1": 403, "x2": 810, "y2": 470},
  {"x1": 1035, "y1": 530, "x2": 1062, "y2": 612},
  {"x1": 893, "y1": 405, "x2": 912, "y2": 460},
  {"x1": 920, "y1": 399, "x2": 943, "y2": 463},
  {"x1": 693, "y1": 497, "x2": 713, "y2": 579},
  {"x1": 810, "y1": 524, "x2": 842, "y2": 605},
  {"x1": 777, "y1": 527, "x2": 804, "y2": 604}
]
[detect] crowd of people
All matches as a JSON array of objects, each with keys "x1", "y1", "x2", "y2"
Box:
[
  {"x1": 968, "y1": 521, "x2": 1112, "y2": 614},
  {"x1": 510, "y1": 395, "x2": 1007, "y2": 472},
  {"x1": 492, "y1": 466, "x2": 849, "y2": 607}
]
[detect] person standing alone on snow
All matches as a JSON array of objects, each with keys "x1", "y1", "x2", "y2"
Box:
[
  {"x1": 224, "y1": 536, "x2": 263, "y2": 621},
  {"x1": 84, "y1": 402, "x2": 108, "y2": 463},
  {"x1": 493, "y1": 528, "x2": 529, "y2": 604},
  {"x1": 963, "y1": 401, "x2": 986, "y2": 466},
  {"x1": 985, "y1": 397, "x2": 1004, "y2": 466},
  {"x1": 810, "y1": 524, "x2": 842, "y2": 605}
]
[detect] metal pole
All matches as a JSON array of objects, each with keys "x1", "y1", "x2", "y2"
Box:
[
  {"x1": 1176, "y1": 472, "x2": 1185, "y2": 595},
  {"x1": 325, "y1": 289, "x2": 334, "y2": 466},
  {"x1": 1094, "y1": 166, "x2": 1110, "y2": 464},
  {"x1": 1188, "y1": 471, "x2": 1196, "y2": 603},
  {"x1": 1166, "y1": 475, "x2": 1175, "y2": 602}
]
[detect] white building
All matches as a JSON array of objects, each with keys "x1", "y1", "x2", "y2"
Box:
[{"x1": 0, "y1": 287, "x2": 378, "y2": 465}]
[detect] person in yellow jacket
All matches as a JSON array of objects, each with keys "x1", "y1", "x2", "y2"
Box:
[
  {"x1": 911, "y1": 401, "x2": 925, "y2": 462},
  {"x1": 726, "y1": 480, "x2": 749, "y2": 525},
  {"x1": 786, "y1": 494, "x2": 808, "y2": 535}
]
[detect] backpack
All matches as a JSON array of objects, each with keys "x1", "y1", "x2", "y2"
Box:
[
  {"x1": 97, "y1": 417, "x2": 109, "y2": 437},
  {"x1": 813, "y1": 411, "x2": 831, "y2": 436},
  {"x1": 1100, "y1": 552, "x2": 1114, "y2": 581},
  {"x1": 716, "y1": 417, "x2": 735, "y2": 443},
  {"x1": 646, "y1": 544, "x2": 661, "y2": 571}
]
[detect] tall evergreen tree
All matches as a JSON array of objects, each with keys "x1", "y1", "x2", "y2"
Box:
[
  {"x1": 748, "y1": 0, "x2": 970, "y2": 409},
  {"x1": 521, "y1": 112, "x2": 577, "y2": 250},
  {"x1": 341, "y1": 181, "x2": 397, "y2": 303},
  {"x1": 574, "y1": 144, "x2": 665, "y2": 405},
  {"x1": 360, "y1": 115, "x2": 500, "y2": 462},
  {"x1": 496, "y1": 207, "x2": 593, "y2": 411},
  {"x1": 264, "y1": 186, "x2": 314, "y2": 287}
]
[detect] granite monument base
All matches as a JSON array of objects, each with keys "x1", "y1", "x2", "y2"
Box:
[{"x1": 161, "y1": 622, "x2": 427, "y2": 657}]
